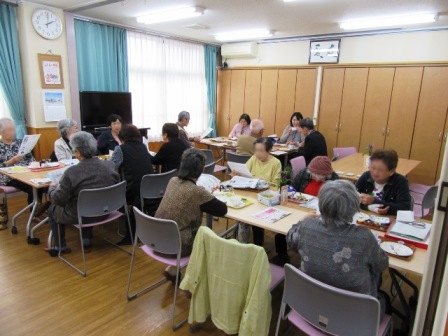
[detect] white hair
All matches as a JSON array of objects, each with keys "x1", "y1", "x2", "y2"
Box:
[
  {"x1": 69, "y1": 131, "x2": 97, "y2": 158},
  {"x1": 0, "y1": 118, "x2": 15, "y2": 133},
  {"x1": 250, "y1": 119, "x2": 264, "y2": 133},
  {"x1": 57, "y1": 119, "x2": 77, "y2": 138}
]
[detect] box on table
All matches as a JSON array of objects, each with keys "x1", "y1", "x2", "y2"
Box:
[{"x1": 258, "y1": 190, "x2": 280, "y2": 207}]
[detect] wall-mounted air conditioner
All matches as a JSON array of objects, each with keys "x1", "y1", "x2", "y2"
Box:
[{"x1": 221, "y1": 42, "x2": 258, "y2": 58}]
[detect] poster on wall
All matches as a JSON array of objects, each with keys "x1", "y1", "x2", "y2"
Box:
[
  {"x1": 42, "y1": 91, "x2": 66, "y2": 122},
  {"x1": 309, "y1": 40, "x2": 340, "y2": 64},
  {"x1": 37, "y1": 53, "x2": 64, "y2": 89}
]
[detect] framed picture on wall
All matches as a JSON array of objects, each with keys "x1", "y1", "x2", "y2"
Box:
[
  {"x1": 37, "y1": 53, "x2": 64, "y2": 89},
  {"x1": 309, "y1": 40, "x2": 340, "y2": 64}
]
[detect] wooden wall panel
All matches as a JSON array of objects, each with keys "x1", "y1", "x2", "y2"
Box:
[
  {"x1": 27, "y1": 127, "x2": 58, "y2": 161},
  {"x1": 384, "y1": 67, "x2": 423, "y2": 158},
  {"x1": 295, "y1": 68, "x2": 317, "y2": 118},
  {"x1": 316, "y1": 68, "x2": 345, "y2": 155},
  {"x1": 216, "y1": 70, "x2": 231, "y2": 136},
  {"x1": 337, "y1": 68, "x2": 369, "y2": 149},
  {"x1": 274, "y1": 69, "x2": 297, "y2": 136},
  {"x1": 259, "y1": 70, "x2": 279, "y2": 135},
  {"x1": 437, "y1": 114, "x2": 448, "y2": 181},
  {"x1": 409, "y1": 67, "x2": 448, "y2": 184},
  {"x1": 229, "y1": 70, "x2": 246, "y2": 131},
  {"x1": 244, "y1": 70, "x2": 262, "y2": 118},
  {"x1": 359, "y1": 67, "x2": 395, "y2": 152}
]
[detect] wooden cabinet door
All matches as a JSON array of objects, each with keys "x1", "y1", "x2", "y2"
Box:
[
  {"x1": 437, "y1": 110, "x2": 448, "y2": 182},
  {"x1": 274, "y1": 69, "x2": 297, "y2": 136},
  {"x1": 259, "y1": 69, "x2": 279, "y2": 135},
  {"x1": 229, "y1": 70, "x2": 246, "y2": 132},
  {"x1": 216, "y1": 70, "x2": 231, "y2": 136},
  {"x1": 244, "y1": 69, "x2": 262, "y2": 119},
  {"x1": 316, "y1": 68, "x2": 345, "y2": 155},
  {"x1": 384, "y1": 67, "x2": 423, "y2": 158},
  {"x1": 359, "y1": 67, "x2": 395, "y2": 152},
  {"x1": 409, "y1": 67, "x2": 448, "y2": 185},
  {"x1": 337, "y1": 68, "x2": 369, "y2": 149},
  {"x1": 295, "y1": 68, "x2": 318, "y2": 118}
]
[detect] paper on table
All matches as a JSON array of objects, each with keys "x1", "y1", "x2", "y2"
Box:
[
  {"x1": 227, "y1": 176, "x2": 259, "y2": 189},
  {"x1": 18, "y1": 134, "x2": 40, "y2": 155},
  {"x1": 227, "y1": 161, "x2": 253, "y2": 178},
  {"x1": 270, "y1": 150, "x2": 287, "y2": 155},
  {"x1": 200, "y1": 127, "x2": 214, "y2": 139},
  {"x1": 59, "y1": 159, "x2": 79, "y2": 166},
  {"x1": 252, "y1": 207, "x2": 291, "y2": 223},
  {"x1": 30, "y1": 178, "x2": 52, "y2": 185},
  {"x1": 396, "y1": 211, "x2": 415, "y2": 222},
  {"x1": 46, "y1": 167, "x2": 68, "y2": 184},
  {"x1": 197, "y1": 173, "x2": 220, "y2": 193}
]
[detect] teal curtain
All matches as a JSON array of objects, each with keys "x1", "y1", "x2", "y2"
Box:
[
  {"x1": 0, "y1": 3, "x2": 26, "y2": 138},
  {"x1": 75, "y1": 20, "x2": 128, "y2": 92},
  {"x1": 204, "y1": 45, "x2": 218, "y2": 137}
]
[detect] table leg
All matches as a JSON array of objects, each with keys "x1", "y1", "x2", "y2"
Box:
[
  {"x1": 25, "y1": 187, "x2": 40, "y2": 238},
  {"x1": 284, "y1": 153, "x2": 289, "y2": 167},
  {"x1": 206, "y1": 214, "x2": 213, "y2": 229},
  {"x1": 11, "y1": 202, "x2": 34, "y2": 234}
]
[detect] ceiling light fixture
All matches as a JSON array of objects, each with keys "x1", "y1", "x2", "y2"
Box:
[
  {"x1": 215, "y1": 29, "x2": 274, "y2": 42},
  {"x1": 137, "y1": 6, "x2": 205, "y2": 25},
  {"x1": 340, "y1": 13, "x2": 437, "y2": 30}
]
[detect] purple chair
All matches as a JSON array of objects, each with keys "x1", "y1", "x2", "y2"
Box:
[
  {"x1": 58, "y1": 181, "x2": 132, "y2": 277},
  {"x1": 414, "y1": 185, "x2": 438, "y2": 218},
  {"x1": 290, "y1": 156, "x2": 306, "y2": 180},
  {"x1": 126, "y1": 207, "x2": 189, "y2": 331},
  {"x1": 332, "y1": 147, "x2": 357, "y2": 161},
  {"x1": 275, "y1": 264, "x2": 393, "y2": 336},
  {"x1": 202, "y1": 149, "x2": 227, "y2": 175},
  {"x1": 0, "y1": 186, "x2": 20, "y2": 230}
]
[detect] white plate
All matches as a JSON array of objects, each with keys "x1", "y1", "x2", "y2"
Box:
[
  {"x1": 46, "y1": 162, "x2": 60, "y2": 167},
  {"x1": 370, "y1": 215, "x2": 390, "y2": 224},
  {"x1": 335, "y1": 171, "x2": 344, "y2": 175},
  {"x1": 380, "y1": 242, "x2": 413, "y2": 257},
  {"x1": 346, "y1": 172, "x2": 354, "y2": 176},
  {"x1": 291, "y1": 193, "x2": 314, "y2": 202},
  {"x1": 353, "y1": 212, "x2": 370, "y2": 223}
]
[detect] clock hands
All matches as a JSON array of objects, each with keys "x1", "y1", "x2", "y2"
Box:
[{"x1": 45, "y1": 20, "x2": 55, "y2": 27}]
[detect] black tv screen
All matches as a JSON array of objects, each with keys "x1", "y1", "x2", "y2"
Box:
[{"x1": 79, "y1": 91, "x2": 132, "y2": 131}]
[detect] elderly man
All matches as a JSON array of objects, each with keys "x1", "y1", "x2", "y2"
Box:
[
  {"x1": 235, "y1": 119, "x2": 265, "y2": 155},
  {"x1": 177, "y1": 111, "x2": 199, "y2": 148},
  {"x1": 47, "y1": 131, "x2": 119, "y2": 255},
  {"x1": 293, "y1": 118, "x2": 327, "y2": 165},
  {"x1": 53, "y1": 118, "x2": 78, "y2": 161}
]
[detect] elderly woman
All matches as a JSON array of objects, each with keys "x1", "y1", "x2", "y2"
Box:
[
  {"x1": 279, "y1": 112, "x2": 305, "y2": 145},
  {"x1": 228, "y1": 113, "x2": 251, "y2": 139},
  {"x1": 176, "y1": 111, "x2": 194, "y2": 148},
  {"x1": 275, "y1": 156, "x2": 339, "y2": 264},
  {"x1": 0, "y1": 118, "x2": 35, "y2": 207},
  {"x1": 111, "y1": 124, "x2": 154, "y2": 245},
  {"x1": 356, "y1": 149, "x2": 411, "y2": 215},
  {"x1": 54, "y1": 119, "x2": 78, "y2": 160},
  {"x1": 47, "y1": 132, "x2": 119, "y2": 254},
  {"x1": 287, "y1": 180, "x2": 389, "y2": 320},
  {"x1": 237, "y1": 137, "x2": 282, "y2": 246},
  {"x1": 151, "y1": 123, "x2": 189, "y2": 172},
  {"x1": 155, "y1": 148, "x2": 227, "y2": 280},
  {"x1": 97, "y1": 114, "x2": 123, "y2": 154}
]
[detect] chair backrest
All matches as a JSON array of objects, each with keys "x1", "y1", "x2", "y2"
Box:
[
  {"x1": 77, "y1": 180, "x2": 127, "y2": 220},
  {"x1": 410, "y1": 195, "x2": 415, "y2": 211},
  {"x1": 282, "y1": 264, "x2": 380, "y2": 336},
  {"x1": 333, "y1": 147, "x2": 357, "y2": 161},
  {"x1": 203, "y1": 162, "x2": 215, "y2": 175},
  {"x1": 201, "y1": 149, "x2": 215, "y2": 165},
  {"x1": 140, "y1": 169, "x2": 177, "y2": 204},
  {"x1": 227, "y1": 152, "x2": 250, "y2": 164},
  {"x1": 422, "y1": 185, "x2": 438, "y2": 211},
  {"x1": 290, "y1": 156, "x2": 306, "y2": 180},
  {"x1": 133, "y1": 207, "x2": 182, "y2": 255}
]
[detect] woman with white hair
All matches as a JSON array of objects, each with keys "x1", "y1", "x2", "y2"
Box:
[
  {"x1": 54, "y1": 118, "x2": 78, "y2": 161},
  {"x1": 0, "y1": 118, "x2": 36, "y2": 210},
  {"x1": 47, "y1": 131, "x2": 119, "y2": 254},
  {"x1": 287, "y1": 180, "x2": 389, "y2": 320}
]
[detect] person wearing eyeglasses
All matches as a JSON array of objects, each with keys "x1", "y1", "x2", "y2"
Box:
[{"x1": 356, "y1": 149, "x2": 411, "y2": 215}]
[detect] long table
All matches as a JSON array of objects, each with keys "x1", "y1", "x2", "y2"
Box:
[{"x1": 332, "y1": 153, "x2": 421, "y2": 182}]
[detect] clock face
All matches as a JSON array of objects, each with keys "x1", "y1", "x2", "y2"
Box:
[{"x1": 32, "y1": 9, "x2": 63, "y2": 40}]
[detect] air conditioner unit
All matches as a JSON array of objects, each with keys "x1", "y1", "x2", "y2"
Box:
[{"x1": 221, "y1": 42, "x2": 257, "y2": 59}]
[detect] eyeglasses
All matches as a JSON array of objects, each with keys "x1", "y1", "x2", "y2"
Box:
[{"x1": 397, "y1": 220, "x2": 426, "y2": 229}]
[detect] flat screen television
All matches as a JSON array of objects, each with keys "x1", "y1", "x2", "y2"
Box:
[{"x1": 79, "y1": 91, "x2": 132, "y2": 131}]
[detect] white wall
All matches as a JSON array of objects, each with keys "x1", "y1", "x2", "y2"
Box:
[
  {"x1": 16, "y1": 2, "x2": 72, "y2": 128},
  {"x1": 226, "y1": 30, "x2": 448, "y2": 67}
]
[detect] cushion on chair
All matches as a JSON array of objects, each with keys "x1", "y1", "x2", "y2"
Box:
[
  {"x1": 214, "y1": 165, "x2": 228, "y2": 173},
  {"x1": 0, "y1": 186, "x2": 20, "y2": 194},
  {"x1": 408, "y1": 183, "x2": 431, "y2": 195},
  {"x1": 73, "y1": 210, "x2": 123, "y2": 228},
  {"x1": 287, "y1": 310, "x2": 328, "y2": 335},
  {"x1": 378, "y1": 314, "x2": 393, "y2": 336},
  {"x1": 269, "y1": 263, "x2": 285, "y2": 290},
  {"x1": 141, "y1": 245, "x2": 190, "y2": 267}
]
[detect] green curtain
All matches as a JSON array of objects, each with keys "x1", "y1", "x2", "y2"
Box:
[
  {"x1": 0, "y1": 3, "x2": 26, "y2": 138},
  {"x1": 204, "y1": 45, "x2": 218, "y2": 137},
  {"x1": 75, "y1": 20, "x2": 128, "y2": 92}
]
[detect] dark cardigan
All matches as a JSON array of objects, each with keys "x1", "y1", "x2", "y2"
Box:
[{"x1": 291, "y1": 168, "x2": 339, "y2": 192}]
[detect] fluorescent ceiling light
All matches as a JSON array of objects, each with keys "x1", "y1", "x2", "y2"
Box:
[
  {"x1": 340, "y1": 13, "x2": 437, "y2": 30},
  {"x1": 283, "y1": 0, "x2": 299, "y2": 2},
  {"x1": 137, "y1": 6, "x2": 204, "y2": 25},
  {"x1": 215, "y1": 29, "x2": 274, "y2": 42}
]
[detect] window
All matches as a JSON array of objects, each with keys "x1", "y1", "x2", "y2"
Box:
[
  {"x1": 127, "y1": 31, "x2": 208, "y2": 141},
  {"x1": 0, "y1": 88, "x2": 11, "y2": 119}
]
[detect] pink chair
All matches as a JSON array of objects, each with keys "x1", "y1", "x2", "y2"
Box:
[
  {"x1": 333, "y1": 147, "x2": 357, "y2": 161},
  {"x1": 290, "y1": 156, "x2": 306, "y2": 180},
  {"x1": 0, "y1": 186, "x2": 21, "y2": 230},
  {"x1": 275, "y1": 264, "x2": 393, "y2": 336},
  {"x1": 413, "y1": 186, "x2": 438, "y2": 218},
  {"x1": 202, "y1": 149, "x2": 227, "y2": 175},
  {"x1": 126, "y1": 207, "x2": 189, "y2": 331}
]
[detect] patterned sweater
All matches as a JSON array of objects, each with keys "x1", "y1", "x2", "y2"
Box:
[
  {"x1": 287, "y1": 217, "x2": 388, "y2": 298},
  {"x1": 0, "y1": 139, "x2": 35, "y2": 185}
]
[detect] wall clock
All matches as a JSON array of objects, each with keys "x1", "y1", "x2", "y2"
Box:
[{"x1": 32, "y1": 9, "x2": 63, "y2": 40}]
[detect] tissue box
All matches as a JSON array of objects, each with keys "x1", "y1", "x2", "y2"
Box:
[{"x1": 258, "y1": 190, "x2": 280, "y2": 206}]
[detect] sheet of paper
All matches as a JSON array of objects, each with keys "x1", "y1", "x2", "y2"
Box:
[
  {"x1": 270, "y1": 150, "x2": 287, "y2": 155},
  {"x1": 43, "y1": 91, "x2": 66, "y2": 122},
  {"x1": 45, "y1": 167, "x2": 68, "y2": 184},
  {"x1": 227, "y1": 161, "x2": 253, "y2": 178},
  {"x1": 200, "y1": 127, "x2": 214, "y2": 139},
  {"x1": 142, "y1": 136, "x2": 150, "y2": 152},
  {"x1": 390, "y1": 221, "x2": 431, "y2": 241},
  {"x1": 59, "y1": 159, "x2": 79, "y2": 166},
  {"x1": 18, "y1": 134, "x2": 41, "y2": 155},
  {"x1": 252, "y1": 207, "x2": 291, "y2": 223},
  {"x1": 396, "y1": 211, "x2": 415, "y2": 222},
  {"x1": 227, "y1": 176, "x2": 259, "y2": 189},
  {"x1": 197, "y1": 174, "x2": 220, "y2": 193}
]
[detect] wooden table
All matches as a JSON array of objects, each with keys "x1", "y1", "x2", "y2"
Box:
[
  {"x1": 222, "y1": 188, "x2": 427, "y2": 276},
  {"x1": 0, "y1": 166, "x2": 62, "y2": 242},
  {"x1": 331, "y1": 153, "x2": 421, "y2": 182}
]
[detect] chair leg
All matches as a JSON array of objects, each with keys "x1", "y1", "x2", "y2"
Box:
[
  {"x1": 274, "y1": 302, "x2": 287, "y2": 336},
  {"x1": 47, "y1": 230, "x2": 53, "y2": 251},
  {"x1": 103, "y1": 213, "x2": 133, "y2": 255},
  {"x1": 172, "y1": 262, "x2": 188, "y2": 331},
  {"x1": 58, "y1": 225, "x2": 87, "y2": 277}
]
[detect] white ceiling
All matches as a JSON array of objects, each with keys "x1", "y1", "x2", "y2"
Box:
[{"x1": 28, "y1": 0, "x2": 448, "y2": 43}]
